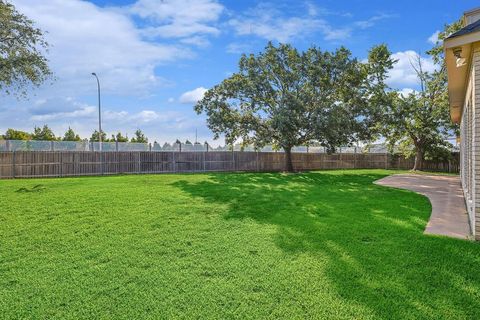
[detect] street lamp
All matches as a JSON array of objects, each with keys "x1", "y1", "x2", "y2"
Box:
[{"x1": 91, "y1": 72, "x2": 102, "y2": 151}]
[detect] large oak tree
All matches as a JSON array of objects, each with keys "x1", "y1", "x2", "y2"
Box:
[
  {"x1": 0, "y1": 0, "x2": 51, "y2": 96},
  {"x1": 195, "y1": 43, "x2": 394, "y2": 171}
]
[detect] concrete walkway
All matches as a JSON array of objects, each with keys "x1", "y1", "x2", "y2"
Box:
[{"x1": 375, "y1": 174, "x2": 471, "y2": 239}]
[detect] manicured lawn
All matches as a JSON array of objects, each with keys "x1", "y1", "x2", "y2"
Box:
[{"x1": 0, "y1": 170, "x2": 479, "y2": 319}]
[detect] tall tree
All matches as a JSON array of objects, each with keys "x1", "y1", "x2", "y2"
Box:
[
  {"x1": 90, "y1": 130, "x2": 107, "y2": 142},
  {"x1": 380, "y1": 20, "x2": 462, "y2": 170},
  {"x1": 63, "y1": 127, "x2": 81, "y2": 141},
  {"x1": 111, "y1": 132, "x2": 128, "y2": 142},
  {"x1": 32, "y1": 124, "x2": 56, "y2": 140},
  {"x1": 195, "y1": 43, "x2": 394, "y2": 171},
  {"x1": 4, "y1": 128, "x2": 31, "y2": 140},
  {"x1": 0, "y1": 1, "x2": 52, "y2": 96},
  {"x1": 383, "y1": 84, "x2": 451, "y2": 170},
  {"x1": 130, "y1": 129, "x2": 148, "y2": 143}
]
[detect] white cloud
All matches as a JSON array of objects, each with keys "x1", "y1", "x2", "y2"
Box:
[
  {"x1": 179, "y1": 87, "x2": 208, "y2": 104},
  {"x1": 129, "y1": 0, "x2": 224, "y2": 39},
  {"x1": 228, "y1": 3, "x2": 351, "y2": 42},
  {"x1": 180, "y1": 36, "x2": 211, "y2": 48},
  {"x1": 7, "y1": 95, "x2": 193, "y2": 140},
  {"x1": 387, "y1": 51, "x2": 437, "y2": 88},
  {"x1": 131, "y1": 110, "x2": 166, "y2": 123},
  {"x1": 12, "y1": 0, "x2": 192, "y2": 96},
  {"x1": 354, "y1": 14, "x2": 394, "y2": 29},
  {"x1": 428, "y1": 30, "x2": 440, "y2": 44},
  {"x1": 31, "y1": 105, "x2": 96, "y2": 122},
  {"x1": 305, "y1": 2, "x2": 319, "y2": 16},
  {"x1": 1, "y1": 0, "x2": 226, "y2": 145},
  {"x1": 398, "y1": 88, "x2": 417, "y2": 97},
  {"x1": 29, "y1": 98, "x2": 170, "y2": 125}
]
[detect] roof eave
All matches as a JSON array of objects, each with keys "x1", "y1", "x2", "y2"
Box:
[
  {"x1": 445, "y1": 30, "x2": 480, "y2": 48},
  {"x1": 444, "y1": 32, "x2": 480, "y2": 123}
]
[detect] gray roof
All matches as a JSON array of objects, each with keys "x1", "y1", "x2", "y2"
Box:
[{"x1": 447, "y1": 19, "x2": 480, "y2": 39}]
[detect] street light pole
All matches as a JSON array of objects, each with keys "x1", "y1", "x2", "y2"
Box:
[{"x1": 91, "y1": 72, "x2": 102, "y2": 151}]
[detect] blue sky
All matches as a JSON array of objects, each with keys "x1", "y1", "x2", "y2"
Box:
[{"x1": 1, "y1": 0, "x2": 477, "y2": 144}]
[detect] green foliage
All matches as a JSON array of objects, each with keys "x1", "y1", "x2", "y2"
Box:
[
  {"x1": 383, "y1": 88, "x2": 452, "y2": 163},
  {"x1": 195, "y1": 43, "x2": 394, "y2": 171},
  {"x1": 89, "y1": 130, "x2": 107, "y2": 142},
  {"x1": 111, "y1": 132, "x2": 128, "y2": 142},
  {"x1": 380, "y1": 20, "x2": 462, "y2": 170},
  {"x1": 3, "y1": 128, "x2": 31, "y2": 140},
  {"x1": 0, "y1": 0, "x2": 52, "y2": 96},
  {"x1": 62, "y1": 127, "x2": 81, "y2": 141},
  {"x1": 32, "y1": 124, "x2": 56, "y2": 141},
  {"x1": 426, "y1": 19, "x2": 463, "y2": 66},
  {"x1": 130, "y1": 129, "x2": 148, "y2": 143},
  {"x1": 0, "y1": 170, "x2": 478, "y2": 319}
]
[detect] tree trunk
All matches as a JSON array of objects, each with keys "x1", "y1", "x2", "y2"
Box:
[
  {"x1": 413, "y1": 148, "x2": 423, "y2": 171},
  {"x1": 284, "y1": 146, "x2": 294, "y2": 172}
]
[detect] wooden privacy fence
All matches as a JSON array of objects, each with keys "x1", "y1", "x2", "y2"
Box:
[{"x1": 0, "y1": 151, "x2": 459, "y2": 179}]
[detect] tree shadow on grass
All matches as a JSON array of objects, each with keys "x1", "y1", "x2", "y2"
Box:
[{"x1": 172, "y1": 171, "x2": 480, "y2": 319}]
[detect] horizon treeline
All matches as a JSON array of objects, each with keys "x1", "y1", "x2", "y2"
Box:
[{"x1": 0, "y1": 125, "x2": 207, "y2": 146}]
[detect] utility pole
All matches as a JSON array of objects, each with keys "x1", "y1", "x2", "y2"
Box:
[{"x1": 91, "y1": 73, "x2": 102, "y2": 151}]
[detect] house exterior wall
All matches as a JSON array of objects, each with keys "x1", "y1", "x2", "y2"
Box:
[
  {"x1": 474, "y1": 48, "x2": 480, "y2": 239},
  {"x1": 460, "y1": 47, "x2": 480, "y2": 239}
]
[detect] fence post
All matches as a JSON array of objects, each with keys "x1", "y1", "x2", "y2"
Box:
[
  {"x1": 12, "y1": 151, "x2": 15, "y2": 178},
  {"x1": 101, "y1": 152, "x2": 104, "y2": 175},
  {"x1": 59, "y1": 152, "x2": 63, "y2": 177},
  {"x1": 354, "y1": 147, "x2": 357, "y2": 169},
  {"x1": 137, "y1": 152, "x2": 141, "y2": 173},
  {"x1": 339, "y1": 148, "x2": 342, "y2": 169}
]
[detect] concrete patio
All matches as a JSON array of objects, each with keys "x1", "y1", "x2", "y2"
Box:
[{"x1": 375, "y1": 174, "x2": 471, "y2": 240}]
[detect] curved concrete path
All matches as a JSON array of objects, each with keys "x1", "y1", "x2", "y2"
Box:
[{"x1": 375, "y1": 174, "x2": 471, "y2": 240}]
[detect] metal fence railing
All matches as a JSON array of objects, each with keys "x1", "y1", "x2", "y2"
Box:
[{"x1": 0, "y1": 140, "x2": 390, "y2": 153}]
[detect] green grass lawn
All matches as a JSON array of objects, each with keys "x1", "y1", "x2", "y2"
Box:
[{"x1": 0, "y1": 170, "x2": 479, "y2": 319}]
